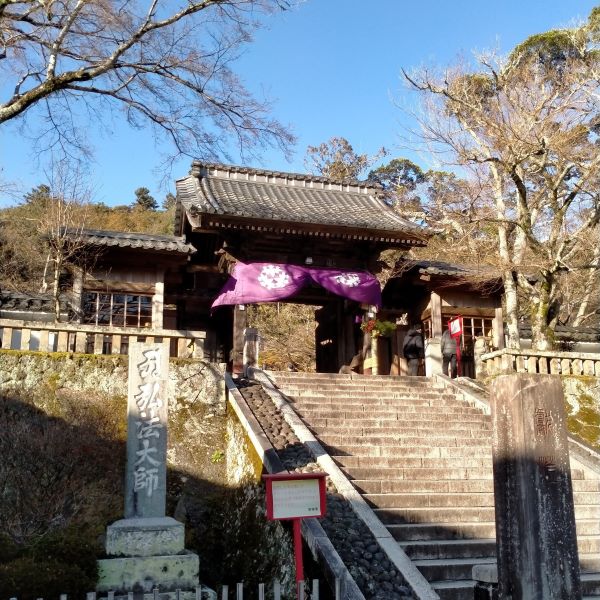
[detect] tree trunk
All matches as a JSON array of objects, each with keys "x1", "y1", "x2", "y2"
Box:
[
  {"x1": 530, "y1": 276, "x2": 554, "y2": 351},
  {"x1": 573, "y1": 242, "x2": 600, "y2": 326},
  {"x1": 493, "y1": 178, "x2": 521, "y2": 350},
  {"x1": 502, "y1": 270, "x2": 521, "y2": 350},
  {"x1": 52, "y1": 255, "x2": 62, "y2": 322}
]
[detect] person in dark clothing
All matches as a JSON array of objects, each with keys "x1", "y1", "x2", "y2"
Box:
[
  {"x1": 441, "y1": 328, "x2": 458, "y2": 378},
  {"x1": 403, "y1": 325, "x2": 424, "y2": 376}
]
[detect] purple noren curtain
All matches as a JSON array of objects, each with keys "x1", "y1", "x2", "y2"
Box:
[{"x1": 211, "y1": 262, "x2": 381, "y2": 308}]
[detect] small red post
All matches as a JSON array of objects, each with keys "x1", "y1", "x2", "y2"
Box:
[{"x1": 293, "y1": 518, "x2": 304, "y2": 595}]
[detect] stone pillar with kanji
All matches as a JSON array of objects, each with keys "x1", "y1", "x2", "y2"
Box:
[
  {"x1": 97, "y1": 342, "x2": 199, "y2": 597},
  {"x1": 490, "y1": 374, "x2": 581, "y2": 600}
]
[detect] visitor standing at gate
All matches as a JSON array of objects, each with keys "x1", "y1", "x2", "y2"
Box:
[
  {"x1": 403, "y1": 324, "x2": 424, "y2": 376},
  {"x1": 441, "y1": 326, "x2": 458, "y2": 378}
]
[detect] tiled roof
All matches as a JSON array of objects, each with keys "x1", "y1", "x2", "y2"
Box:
[
  {"x1": 415, "y1": 260, "x2": 471, "y2": 277},
  {"x1": 72, "y1": 229, "x2": 195, "y2": 254},
  {"x1": 175, "y1": 162, "x2": 429, "y2": 241},
  {"x1": 0, "y1": 292, "x2": 67, "y2": 314}
]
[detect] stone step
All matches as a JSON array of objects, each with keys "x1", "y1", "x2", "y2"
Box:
[
  {"x1": 574, "y1": 481, "x2": 600, "y2": 492},
  {"x1": 414, "y1": 557, "x2": 495, "y2": 582},
  {"x1": 579, "y1": 521, "x2": 600, "y2": 536},
  {"x1": 325, "y1": 444, "x2": 492, "y2": 458},
  {"x1": 311, "y1": 423, "x2": 492, "y2": 437},
  {"x1": 576, "y1": 506, "x2": 600, "y2": 520},
  {"x1": 287, "y1": 391, "x2": 464, "y2": 401},
  {"x1": 579, "y1": 536, "x2": 600, "y2": 554},
  {"x1": 309, "y1": 413, "x2": 491, "y2": 426},
  {"x1": 389, "y1": 522, "x2": 497, "y2": 542},
  {"x1": 431, "y1": 580, "x2": 475, "y2": 600},
  {"x1": 275, "y1": 377, "x2": 444, "y2": 390},
  {"x1": 582, "y1": 555, "x2": 600, "y2": 572},
  {"x1": 365, "y1": 492, "x2": 495, "y2": 509},
  {"x1": 367, "y1": 490, "x2": 600, "y2": 510},
  {"x1": 376, "y1": 506, "x2": 497, "y2": 524},
  {"x1": 296, "y1": 405, "x2": 485, "y2": 418},
  {"x1": 582, "y1": 572, "x2": 600, "y2": 596},
  {"x1": 320, "y1": 434, "x2": 492, "y2": 448},
  {"x1": 342, "y1": 466, "x2": 495, "y2": 481},
  {"x1": 293, "y1": 399, "x2": 479, "y2": 410},
  {"x1": 399, "y1": 538, "x2": 496, "y2": 560},
  {"x1": 413, "y1": 560, "x2": 600, "y2": 597},
  {"x1": 354, "y1": 478, "x2": 494, "y2": 495},
  {"x1": 278, "y1": 376, "x2": 440, "y2": 383},
  {"x1": 314, "y1": 426, "x2": 492, "y2": 440},
  {"x1": 294, "y1": 406, "x2": 478, "y2": 427},
  {"x1": 334, "y1": 455, "x2": 493, "y2": 469},
  {"x1": 311, "y1": 420, "x2": 492, "y2": 432},
  {"x1": 342, "y1": 465, "x2": 588, "y2": 482}
]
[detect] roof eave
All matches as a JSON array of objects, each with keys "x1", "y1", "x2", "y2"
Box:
[{"x1": 189, "y1": 212, "x2": 428, "y2": 246}]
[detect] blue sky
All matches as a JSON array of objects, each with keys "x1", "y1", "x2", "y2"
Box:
[{"x1": 1, "y1": 0, "x2": 597, "y2": 208}]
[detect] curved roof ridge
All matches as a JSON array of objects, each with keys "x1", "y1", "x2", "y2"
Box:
[{"x1": 190, "y1": 160, "x2": 383, "y2": 191}]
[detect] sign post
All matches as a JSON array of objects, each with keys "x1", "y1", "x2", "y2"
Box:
[
  {"x1": 448, "y1": 316, "x2": 463, "y2": 376},
  {"x1": 263, "y1": 472, "x2": 328, "y2": 598}
]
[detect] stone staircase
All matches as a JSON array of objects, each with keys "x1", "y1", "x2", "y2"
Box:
[{"x1": 270, "y1": 372, "x2": 600, "y2": 600}]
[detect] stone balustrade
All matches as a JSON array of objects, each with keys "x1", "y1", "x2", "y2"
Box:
[
  {"x1": 482, "y1": 348, "x2": 600, "y2": 378},
  {"x1": 0, "y1": 318, "x2": 205, "y2": 359}
]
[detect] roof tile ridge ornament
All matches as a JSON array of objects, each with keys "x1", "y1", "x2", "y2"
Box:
[{"x1": 189, "y1": 160, "x2": 383, "y2": 193}]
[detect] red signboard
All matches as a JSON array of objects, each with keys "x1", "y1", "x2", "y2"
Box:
[
  {"x1": 263, "y1": 472, "x2": 328, "y2": 595},
  {"x1": 449, "y1": 316, "x2": 463, "y2": 336},
  {"x1": 447, "y1": 316, "x2": 463, "y2": 376},
  {"x1": 263, "y1": 472, "x2": 327, "y2": 520}
]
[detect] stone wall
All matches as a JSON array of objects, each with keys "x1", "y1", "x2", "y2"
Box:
[
  {"x1": 562, "y1": 376, "x2": 600, "y2": 450},
  {"x1": 0, "y1": 350, "x2": 294, "y2": 593},
  {"x1": 0, "y1": 351, "x2": 226, "y2": 410}
]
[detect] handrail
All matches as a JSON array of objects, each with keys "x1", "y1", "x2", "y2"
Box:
[
  {"x1": 481, "y1": 348, "x2": 600, "y2": 377},
  {"x1": 0, "y1": 317, "x2": 205, "y2": 359}
]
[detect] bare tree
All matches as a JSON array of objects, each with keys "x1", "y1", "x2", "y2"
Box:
[
  {"x1": 0, "y1": 0, "x2": 295, "y2": 164},
  {"x1": 38, "y1": 162, "x2": 95, "y2": 320},
  {"x1": 404, "y1": 9, "x2": 600, "y2": 349}
]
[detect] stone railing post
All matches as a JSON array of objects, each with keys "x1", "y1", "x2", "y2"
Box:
[
  {"x1": 474, "y1": 337, "x2": 486, "y2": 379},
  {"x1": 489, "y1": 374, "x2": 581, "y2": 599},
  {"x1": 425, "y1": 337, "x2": 442, "y2": 376},
  {"x1": 243, "y1": 327, "x2": 259, "y2": 376}
]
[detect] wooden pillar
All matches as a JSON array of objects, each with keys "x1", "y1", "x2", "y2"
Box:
[
  {"x1": 152, "y1": 268, "x2": 165, "y2": 329},
  {"x1": 430, "y1": 291, "x2": 443, "y2": 338},
  {"x1": 243, "y1": 327, "x2": 259, "y2": 376},
  {"x1": 232, "y1": 305, "x2": 247, "y2": 374},
  {"x1": 490, "y1": 374, "x2": 581, "y2": 600}
]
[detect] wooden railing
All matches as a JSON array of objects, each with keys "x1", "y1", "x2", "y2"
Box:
[
  {"x1": 0, "y1": 318, "x2": 206, "y2": 359},
  {"x1": 482, "y1": 348, "x2": 600, "y2": 377}
]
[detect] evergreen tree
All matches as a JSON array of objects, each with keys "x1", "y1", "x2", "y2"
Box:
[
  {"x1": 162, "y1": 193, "x2": 177, "y2": 210},
  {"x1": 133, "y1": 188, "x2": 157, "y2": 211}
]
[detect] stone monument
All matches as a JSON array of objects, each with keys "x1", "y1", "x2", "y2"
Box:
[
  {"x1": 490, "y1": 374, "x2": 581, "y2": 599},
  {"x1": 97, "y1": 342, "x2": 199, "y2": 597}
]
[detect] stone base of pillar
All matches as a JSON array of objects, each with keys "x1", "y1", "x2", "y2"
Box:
[
  {"x1": 97, "y1": 551, "x2": 199, "y2": 595},
  {"x1": 98, "y1": 517, "x2": 199, "y2": 595},
  {"x1": 106, "y1": 517, "x2": 185, "y2": 557}
]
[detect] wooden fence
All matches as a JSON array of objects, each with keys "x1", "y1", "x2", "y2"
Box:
[
  {"x1": 0, "y1": 318, "x2": 206, "y2": 359},
  {"x1": 8, "y1": 579, "x2": 329, "y2": 600},
  {"x1": 482, "y1": 348, "x2": 600, "y2": 377}
]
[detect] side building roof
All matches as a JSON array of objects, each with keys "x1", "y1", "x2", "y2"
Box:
[
  {"x1": 69, "y1": 229, "x2": 195, "y2": 255},
  {"x1": 175, "y1": 162, "x2": 430, "y2": 245}
]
